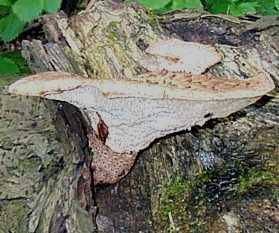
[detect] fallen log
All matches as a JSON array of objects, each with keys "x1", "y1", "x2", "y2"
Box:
[{"x1": 1, "y1": 1, "x2": 278, "y2": 232}]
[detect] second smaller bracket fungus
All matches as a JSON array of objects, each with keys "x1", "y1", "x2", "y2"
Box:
[{"x1": 140, "y1": 39, "x2": 223, "y2": 74}]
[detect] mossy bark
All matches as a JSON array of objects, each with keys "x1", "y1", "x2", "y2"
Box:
[
  {"x1": 1, "y1": 1, "x2": 279, "y2": 232},
  {"x1": 0, "y1": 89, "x2": 98, "y2": 232}
]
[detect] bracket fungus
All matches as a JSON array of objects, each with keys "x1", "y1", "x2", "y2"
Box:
[
  {"x1": 8, "y1": 40, "x2": 275, "y2": 184},
  {"x1": 8, "y1": 71, "x2": 274, "y2": 184},
  {"x1": 140, "y1": 39, "x2": 223, "y2": 74}
]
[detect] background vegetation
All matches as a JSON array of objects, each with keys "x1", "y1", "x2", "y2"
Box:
[
  {"x1": 137, "y1": 0, "x2": 279, "y2": 15},
  {"x1": 0, "y1": 0, "x2": 61, "y2": 78},
  {"x1": 0, "y1": 0, "x2": 62, "y2": 42}
]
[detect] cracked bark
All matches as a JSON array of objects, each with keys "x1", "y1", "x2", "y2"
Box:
[
  {"x1": 1, "y1": 1, "x2": 278, "y2": 232},
  {"x1": 0, "y1": 91, "x2": 98, "y2": 232}
]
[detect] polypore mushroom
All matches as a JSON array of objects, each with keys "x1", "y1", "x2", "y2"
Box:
[
  {"x1": 140, "y1": 38, "x2": 222, "y2": 74},
  {"x1": 8, "y1": 71, "x2": 274, "y2": 184}
]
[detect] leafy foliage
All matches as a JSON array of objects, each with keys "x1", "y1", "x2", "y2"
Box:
[
  {"x1": 0, "y1": 13, "x2": 25, "y2": 41},
  {"x1": 0, "y1": 0, "x2": 62, "y2": 42},
  {"x1": 0, "y1": 55, "x2": 20, "y2": 75},
  {"x1": 137, "y1": 0, "x2": 279, "y2": 16},
  {"x1": 12, "y1": 0, "x2": 44, "y2": 22},
  {"x1": 137, "y1": 0, "x2": 171, "y2": 10},
  {"x1": 44, "y1": 0, "x2": 62, "y2": 13},
  {"x1": 137, "y1": 0, "x2": 203, "y2": 13},
  {"x1": 0, "y1": 51, "x2": 30, "y2": 77},
  {"x1": 206, "y1": 0, "x2": 279, "y2": 16},
  {"x1": 0, "y1": 0, "x2": 12, "y2": 7}
]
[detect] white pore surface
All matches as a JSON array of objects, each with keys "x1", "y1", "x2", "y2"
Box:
[{"x1": 46, "y1": 85, "x2": 258, "y2": 153}]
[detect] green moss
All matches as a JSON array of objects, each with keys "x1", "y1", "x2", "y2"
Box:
[
  {"x1": 106, "y1": 21, "x2": 123, "y2": 42},
  {"x1": 271, "y1": 187, "x2": 279, "y2": 200},
  {"x1": 238, "y1": 169, "x2": 279, "y2": 194},
  {"x1": 146, "y1": 9, "x2": 161, "y2": 31},
  {"x1": 63, "y1": 48, "x2": 85, "y2": 75},
  {"x1": 157, "y1": 171, "x2": 211, "y2": 232},
  {"x1": 19, "y1": 156, "x2": 42, "y2": 171},
  {"x1": 0, "y1": 75, "x2": 22, "y2": 86},
  {"x1": 158, "y1": 177, "x2": 191, "y2": 232},
  {"x1": 157, "y1": 167, "x2": 279, "y2": 232},
  {"x1": 0, "y1": 200, "x2": 29, "y2": 233}
]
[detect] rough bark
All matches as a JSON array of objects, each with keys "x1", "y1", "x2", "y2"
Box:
[
  {"x1": 1, "y1": 1, "x2": 278, "y2": 232},
  {"x1": 0, "y1": 88, "x2": 99, "y2": 232}
]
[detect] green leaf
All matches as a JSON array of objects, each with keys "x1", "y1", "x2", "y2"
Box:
[
  {"x1": 229, "y1": 2, "x2": 258, "y2": 16},
  {"x1": 238, "y1": 2, "x2": 258, "y2": 14},
  {"x1": 0, "y1": 55, "x2": 20, "y2": 76},
  {"x1": 258, "y1": 0, "x2": 278, "y2": 15},
  {"x1": 1, "y1": 51, "x2": 31, "y2": 74},
  {"x1": 0, "y1": 13, "x2": 25, "y2": 42},
  {"x1": 0, "y1": 0, "x2": 12, "y2": 6},
  {"x1": 137, "y1": 0, "x2": 171, "y2": 10},
  {"x1": 206, "y1": 0, "x2": 231, "y2": 14},
  {"x1": 0, "y1": 5, "x2": 10, "y2": 17},
  {"x1": 12, "y1": 0, "x2": 44, "y2": 22},
  {"x1": 43, "y1": 0, "x2": 62, "y2": 13},
  {"x1": 0, "y1": 52, "x2": 30, "y2": 86},
  {"x1": 171, "y1": 0, "x2": 203, "y2": 10},
  {"x1": 138, "y1": 0, "x2": 279, "y2": 16},
  {"x1": 228, "y1": 4, "x2": 243, "y2": 16}
]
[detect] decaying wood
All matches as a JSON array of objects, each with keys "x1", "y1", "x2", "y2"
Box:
[
  {"x1": 0, "y1": 89, "x2": 98, "y2": 232},
  {"x1": 1, "y1": 0, "x2": 279, "y2": 232}
]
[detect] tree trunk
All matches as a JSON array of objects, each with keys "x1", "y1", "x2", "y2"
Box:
[
  {"x1": 0, "y1": 89, "x2": 98, "y2": 233},
  {"x1": 1, "y1": 1, "x2": 278, "y2": 232}
]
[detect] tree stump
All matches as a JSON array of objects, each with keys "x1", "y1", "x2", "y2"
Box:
[{"x1": 1, "y1": 1, "x2": 278, "y2": 232}]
